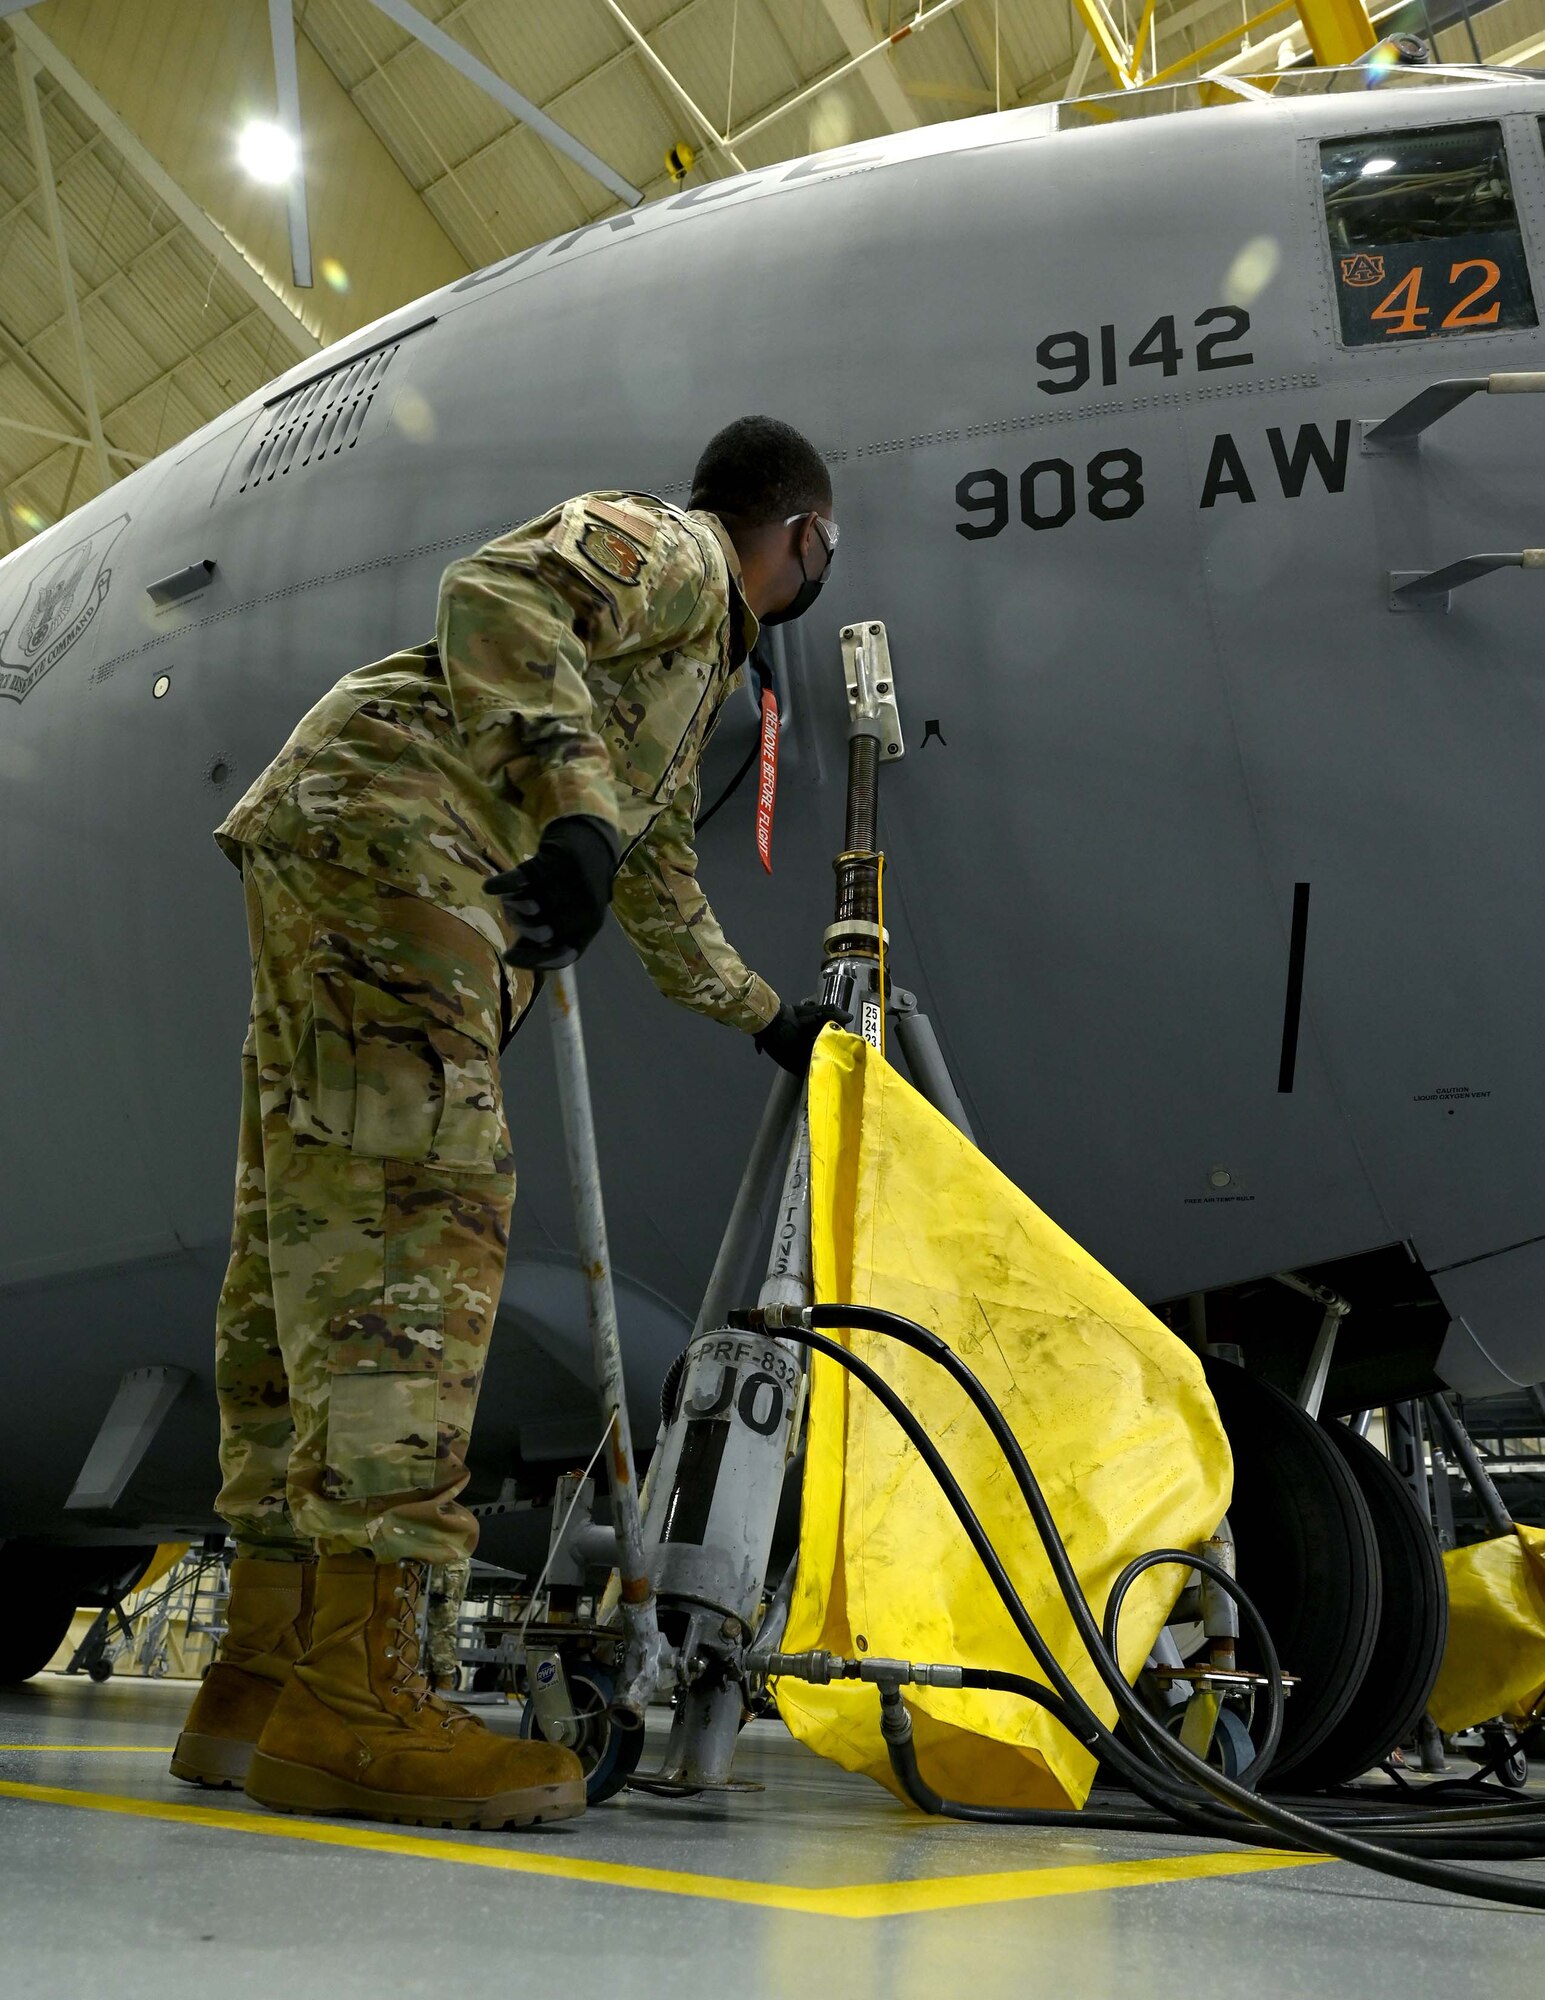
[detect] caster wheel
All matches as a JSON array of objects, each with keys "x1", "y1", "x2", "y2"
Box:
[
  {"x1": 1483, "y1": 1729, "x2": 1530, "y2": 1790},
  {"x1": 1164, "y1": 1704, "x2": 1256, "y2": 1779},
  {"x1": 87, "y1": 1660, "x2": 113, "y2": 1683},
  {"x1": 520, "y1": 1662, "x2": 645, "y2": 1805}
]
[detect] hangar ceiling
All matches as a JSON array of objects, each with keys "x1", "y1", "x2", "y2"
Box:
[{"x1": 1, "y1": 0, "x2": 1543, "y2": 550}]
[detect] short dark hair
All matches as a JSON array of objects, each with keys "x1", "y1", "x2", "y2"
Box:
[{"x1": 690, "y1": 415, "x2": 831, "y2": 528}]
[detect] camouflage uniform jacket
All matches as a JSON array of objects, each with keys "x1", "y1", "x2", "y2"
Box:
[{"x1": 217, "y1": 493, "x2": 779, "y2": 1034}]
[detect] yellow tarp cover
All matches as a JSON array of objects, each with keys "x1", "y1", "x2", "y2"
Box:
[
  {"x1": 777, "y1": 1032, "x2": 1234, "y2": 1810},
  {"x1": 1428, "y1": 1526, "x2": 1545, "y2": 1733}
]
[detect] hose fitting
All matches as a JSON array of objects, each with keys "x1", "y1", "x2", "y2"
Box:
[
  {"x1": 878, "y1": 1680, "x2": 913, "y2": 1745},
  {"x1": 859, "y1": 1656, "x2": 966, "y2": 1688},
  {"x1": 732, "y1": 1303, "x2": 813, "y2": 1334},
  {"x1": 764, "y1": 1650, "x2": 967, "y2": 1689},
  {"x1": 764, "y1": 1649, "x2": 851, "y2": 1685}
]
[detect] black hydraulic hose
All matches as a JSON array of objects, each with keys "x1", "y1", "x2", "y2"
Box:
[
  {"x1": 1078, "y1": 1788, "x2": 1545, "y2": 1846},
  {"x1": 809, "y1": 1307, "x2": 1545, "y2": 1887},
  {"x1": 763, "y1": 1308, "x2": 1539, "y2": 1876},
  {"x1": 959, "y1": 1666, "x2": 1084, "y2": 1725},
  {"x1": 815, "y1": 1305, "x2": 1545, "y2": 1864},
  {"x1": 806, "y1": 1304, "x2": 1255, "y2": 1733},
  {"x1": 766, "y1": 1328, "x2": 1545, "y2": 1853},
  {"x1": 768, "y1": 1324, "x2": 1284, "y2": 1832},
  {"x1": 752, "y1": 1305, "x2": 1545, "y2": 1907},
  {"x1": 787, "y1": 1310, "x2": 1286, "y2": 1814},
  {"x1": 906, "y1": 1762, "x2": 1545, "y2": 1859},
  {"x1": 881, "y1": 1681, "x2": 1026, "y2": 1825},
  {"x1": 875, "y1": 1779, "x2": 1545, "y2": 1856},
  {"x1": 882, "y1": 1670, "x2": 1259, "y2": 1833},
  {"x1": 1103, "y1": 1548, "x2": 1285, "y2": 1788}
]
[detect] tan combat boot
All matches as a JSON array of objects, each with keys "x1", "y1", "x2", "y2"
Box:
[
  {"x1": 244, "y1": 1553, "x2": 586, "y2": 1830},
  {"x1": 170, "y1": 1557, "x2": 315, "y2": 1788}
]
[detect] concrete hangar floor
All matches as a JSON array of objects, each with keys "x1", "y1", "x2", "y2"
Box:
[{"x1": 2, "y1": 1675, "x2": 1540, "y2": 2000}]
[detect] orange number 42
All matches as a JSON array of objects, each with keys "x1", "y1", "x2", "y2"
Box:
[{"x1": 1369, "y1": 259, "x2": 1502, "y2": 337}]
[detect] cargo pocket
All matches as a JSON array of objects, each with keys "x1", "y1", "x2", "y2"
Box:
[
  {"x1": 323, "y1": 1367, "x2": 439, "y2": 1499},
  {"x1": 287, "y1": 956, "x2": 506, "y2": 1171}
]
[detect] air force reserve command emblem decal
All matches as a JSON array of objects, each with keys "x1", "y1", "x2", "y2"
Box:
[
  {"x1": 579, "y1": 520, "x2": 646, "y2": 586},
  {"x1": 0, "y1": 513, "x2": 128, "y2": 703}
]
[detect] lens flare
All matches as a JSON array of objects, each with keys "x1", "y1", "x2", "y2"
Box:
[
  {"x1": 1363, "y1": 40, "x2": 1401, "y2": 80},
  {"x1": 11, "y1": 503, "x2": 46, "y2": 533},
  {"x1": 320, "y1": 256, "x2": 350, "y2": 294},
  {"x1": 809, "y1": 94, "x2": 855, "y2": 157},
  {"x1": 1223, "y1": 235, "x2": 1281, "y2": 308},
  {"x1": 236, "y1": 120, "x2": 297, "y2": 185},
  {"x1": 391, "y1": 386, "x2": 436, "y2": 443}
]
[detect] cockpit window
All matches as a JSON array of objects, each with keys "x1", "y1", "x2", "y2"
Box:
[{"x1": 1320, "y1": 123, "x2": 1536, "y2": 345}]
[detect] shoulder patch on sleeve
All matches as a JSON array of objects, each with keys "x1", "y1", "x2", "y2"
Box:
[
  {"x1": 585, "y1": 496, "x2": 659, "y2": 546},
  {"x1": 578, "y1": 520, "x2": 648, "y2": 585}
]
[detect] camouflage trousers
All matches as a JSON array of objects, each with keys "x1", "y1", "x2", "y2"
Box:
[{"x1": 214, "y1": 846, "x2": 526, "y2": 1566}]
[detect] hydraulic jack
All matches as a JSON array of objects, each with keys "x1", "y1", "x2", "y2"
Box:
[{"x1": 527, "y1": 619, "x2": 974, "y2": 1799}]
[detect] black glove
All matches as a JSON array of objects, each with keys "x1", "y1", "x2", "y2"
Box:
[
  {"x1": 753, "y1": 999, "x2": 852, "y2": 1075},
  {"x1": 485, "y1": 816, "x2": 618, "y2": 970}
]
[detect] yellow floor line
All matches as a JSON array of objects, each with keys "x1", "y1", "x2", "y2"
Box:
[
  {"x1": 0, "y1": 1744, "x2": 175, "y2": 1753},
  {"x1": 0, "y1": 1778, "x2": 1329, "y2": 1918}
]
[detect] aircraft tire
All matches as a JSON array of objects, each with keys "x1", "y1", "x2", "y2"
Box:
[
  {"x1": 1201, "y1": 1356, "x2": 1382, "y2": 1786},
  {"x1": 0, "y1": 1592, "x2": 78, "y2": 1684},
  {"x1": 1280, "y1": 1422, "x2": 1448, "y2": 1791}
]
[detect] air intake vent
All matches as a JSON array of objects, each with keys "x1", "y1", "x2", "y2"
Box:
[{"x1": 235, "y1": 317, "x2": 433, "y2": 494}]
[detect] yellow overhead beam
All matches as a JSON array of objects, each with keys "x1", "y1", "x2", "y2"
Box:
[
  {"x1": 1294, "y1": 0, "x2": 1380, "y2": 67},
  {"x1": 1146, "y1": 1, "x2": 1297, "y2": 86},
  {"x1": 1069, "y1": 0, "x2": 1139, "y2": 89},
  {"x1": 1132, "y1": 0, "x2": 1161, "y2": 76},
  {"x1": 1070, "y1": 0, "x2": 1376, "y2": 95}
]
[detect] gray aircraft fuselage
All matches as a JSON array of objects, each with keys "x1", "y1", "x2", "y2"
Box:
[{"x1": 5, "y1": 71, "x2": 1544, "y2": 1556}]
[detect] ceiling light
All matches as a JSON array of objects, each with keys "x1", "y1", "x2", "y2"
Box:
[
  {"x1": 237, "y1": 120, "x2": 298, "y2": 185},
  {"x1": 1361, "y1": 156, "x2": 1397, "y2": 176}
]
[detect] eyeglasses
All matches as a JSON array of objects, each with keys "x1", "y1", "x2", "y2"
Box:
[{"x1": 785, "y1": 512, "x2": 839, "y2": 559}]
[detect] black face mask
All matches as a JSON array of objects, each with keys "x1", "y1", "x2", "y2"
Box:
[{"x1": 760, "y1": 530, "x2": 830, "y2": 627}]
